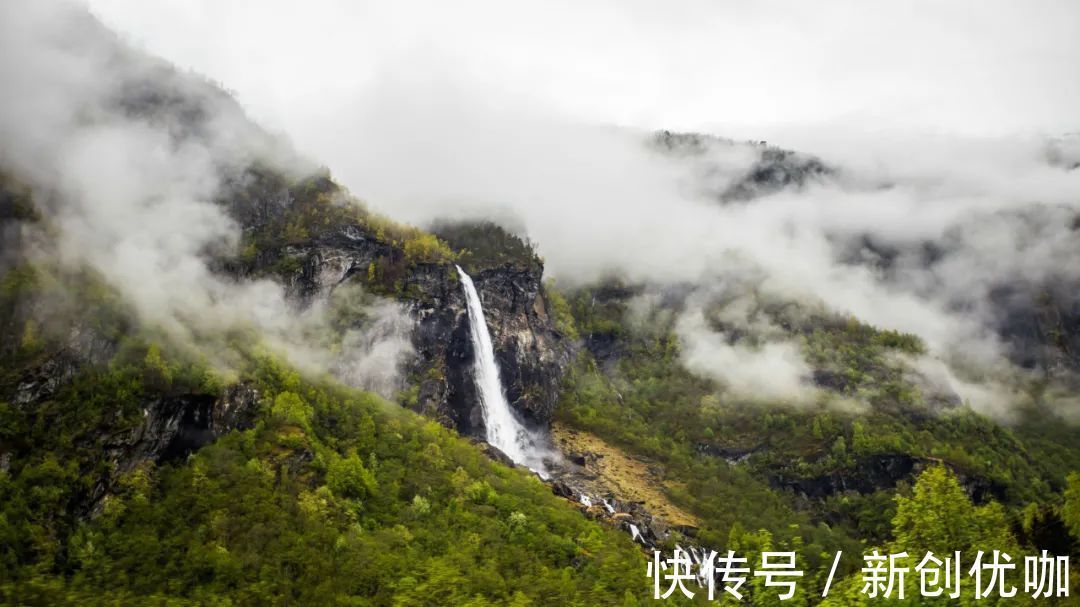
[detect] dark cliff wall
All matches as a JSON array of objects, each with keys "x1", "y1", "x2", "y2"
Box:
[
  {"x1": 216, "y1": 167, "x2": 574, "y2": 436},
  {"x1": 272, "y1": 237, "x2": 573, "y2": 437},
  {"x1": 434, "y1": 265, "x2": 570, "y2": 436},
  {"x1": 1, "y1": 161, "x2": 572, "y2": 519},
  {"x1": 216, "y1": 168, "x2": 574, "y2": 436}
]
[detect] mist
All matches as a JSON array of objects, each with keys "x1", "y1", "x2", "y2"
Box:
[
  {"x1": 295, "y1": 78, "x2": 1078, "y2": 414},
  {"x1": 0, "y1": 0, "x2": 415, "y2": 397},
  {"x1": 10, "y1": 0, "x2": 1080, "y2": 417}
]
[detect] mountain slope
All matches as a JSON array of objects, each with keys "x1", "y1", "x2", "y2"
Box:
[
  {"x1": 0, "y1": 7, "x2": 646, "y2": 605},
  {"x1": 3, "y1": 3, "x2": 1080, "y2": 606}
]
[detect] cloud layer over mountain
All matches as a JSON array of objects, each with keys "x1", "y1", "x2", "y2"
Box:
[
  {"x1": 7, "y1": 0, "x2": 1080, "y2": 417},
  {"x1": 0, "y1": 0, "x2": 414, "y2": 396}
]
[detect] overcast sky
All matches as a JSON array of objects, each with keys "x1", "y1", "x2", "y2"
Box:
[
  {"x1": 86, "y1": 0, "x2": 1080, "y2": 146},
  {"x1": 10, "y1": 0, "x2": 1078, "y2": 415}
]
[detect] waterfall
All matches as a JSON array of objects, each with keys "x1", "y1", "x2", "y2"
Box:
[{"x1": 456, "y1": 265, "x2": 548, "y2": 477}]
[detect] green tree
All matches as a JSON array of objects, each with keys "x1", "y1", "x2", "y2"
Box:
[
  {"x1": 1063, "y1": 472, "x2": 1080, "y2": 542},
  {"x1": 143, "y1": 343, "x2": 173, "y2": 388},
  {"x1": 891, "y1": 465, "x2": 1015, "y2": 556},
  {"x1": 823, "y1": 466, "x2": 1025, "y2": 607},
  {"x1": 402, "y1": 233, "x2": 454, "y2": 265},
  {"x1": 326, "y1": 452, "x2": 377, "y2": 500},
  {"x1": 270, "y1": 391, "x2": 313, "y2": 430}
]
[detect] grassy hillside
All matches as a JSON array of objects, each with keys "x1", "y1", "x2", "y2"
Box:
[
  {"x1": 0, "y1": 275, "x2": 654, "y2": 606},
  {"x1": 0, "y1": 168, "x2": 658, "y2": 606},
  {"x1": 553, "y1": 280, "x2": 1080, "y2": 600}
]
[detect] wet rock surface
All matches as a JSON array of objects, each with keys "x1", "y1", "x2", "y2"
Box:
[
  {"x1": 544, "y1": 422, "x2": 699, "y2": 552},
  {"x1": 404, "y1": 263, "x2": 573, "y2": 437},
  {"x1": 5, "y1": 333, "x2": 263, "y2": 516},
  {"x1": 541, "y1": 423, "x2": 735, "y2": 595},
  {"x1": 765, "y1": 452, "x2": 1006, "y2": 506},
  {"x1": 992, "y1": 281, "x2": 1080, "y2": 380}
]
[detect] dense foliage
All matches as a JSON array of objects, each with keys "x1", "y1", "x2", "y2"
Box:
[
  {"x1": 226, "y1": 166, "x2": 457, "y2": 296},
  {"x1": 554, "y1": 282, "x2": 1080, "y2": 601},
  {"x1": 0, "y1": 313, "x2": 650, "y2": 605},
  {"x1": 0, "y1": 180, "x2": 650, "y2": 605},
  {"x1": 431, "y1": 220, "x2": 540, "y2": 273},
  {"x1": 4, "y1": 169, "x2": 1080, "y2": 605}
]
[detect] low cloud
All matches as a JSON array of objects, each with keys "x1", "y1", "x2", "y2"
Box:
[
  {"x1": 675, "y1": 305, "x2": 813, "y2": 404},
  {"x1": 330, "y1": 299, "x2": 415, "y2": 399},
  {"x1": 305, "y1": 81, "x2": 1080, "y2": 418},
  {"x1": 7, "y1": 1, "x2": 1080, "y2": 420},
  {"x1": 0, "y1": 1, "x2": 414, "y2": 393}
]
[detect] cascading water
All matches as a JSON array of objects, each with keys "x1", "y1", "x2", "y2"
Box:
[{"x1": 456, "y1": 265, "x2": 549, "y2": 477}]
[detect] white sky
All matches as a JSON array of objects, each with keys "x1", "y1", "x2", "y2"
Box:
[
  {"x1": 86, "y1": 0, "x2": 1080, "y2": 144},
  {"x1": 12, "y1": 0, "x2": 1080, "y2": 413}
]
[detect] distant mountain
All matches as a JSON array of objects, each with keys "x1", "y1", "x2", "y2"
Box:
[{"x1": 2, "y1": 3, "x2": 1079, "y2": 605}]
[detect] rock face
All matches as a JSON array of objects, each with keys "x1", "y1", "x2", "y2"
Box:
[
  {"x1": 4, "y1": 182, "x2": 569, "y2": 521},
  {"x1": 457, "y1": 266, "x2": 569, "y2": 428},
  {"x1": 546, "y1": 423, "x2": 711, "y2": 558},
  {"x1": 720, "y1": 146, "x2": 831, "y2": 202},
  {"x1": 5, "y1": 177, "x2": 570, "y2": 527},
  {"x1": 769, "y1": 454, "x2": 922, "y2": 500},
  {"x1": 225, "y1": 192, "x2": 572, "y2": 436},
  {"x1": 991, "y1": 281, "x2": 1080, "y2": 380},
  {"x1": 4, "y1": 327, "x2": 262, "y2": 515},
  {"x1": 212, "y1": 164, "x2": 574, "y2": 436},
  {"x1": 126, "y1": 384, "x2": 259, "y2": 464},
  {"x1": 651, "y1": 129, "x2": 832, "y2": 203},
  {"x1": 88, "y1": 384, "x2": 260, "y2": 514},
  {"x1": 765, "y1": 453, "x2": 1007, "y2": 505},
  {"x1": 384, "y1": 260, "x2": 571, "y2": 436}
]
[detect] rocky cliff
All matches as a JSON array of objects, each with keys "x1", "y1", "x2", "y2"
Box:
[
  {"x1": 236, "y1": 206, "x2": 573, "y2": 436},
  {"x1": 440, "y1": 264, "x2": 571, "y2": 433},
  {"x1": 2, "y1": 131, "x2": 571, "y2": 520}
]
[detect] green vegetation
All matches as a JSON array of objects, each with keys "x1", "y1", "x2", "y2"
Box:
[
  {"x1": 820, "y1": 466, "x2": 1047, "y2": 606},
  {"x1": 557, "y1": 333, "x2": 863, "y2": 585},
  {"x1": 4, "y1": 166, "x2": 1079, "y2": 605},
  {"x1": 554, "y1": 282, "x2": 1080, "y2": 599},
  {"x1": 0, "y1": 171, "x2": 38, "y2": 223},
  {"x1": 0, "y1": 364, "x2": 650, "y2": 604},
  {"x1": 543, "y1": 280, "x2": 580, "y2": 340},
  {"x1": 227, "y1": 166, "x2": 456, "y2": 297},
  {"x1": 890, "y1": 465, "x2": 1016, "y2": 556},
  {"x1": 431, "y1": 220, "x2": 540, "y2": 273},
  {"x1": 1065, "y1": 473, "x2": 1080, "y2": 540},
  {"x1": 0, "y1": 271, "x2": 651, "y2": 605},
  {"x1": 402, "y1": 233, "x2": 456, "y2": 266}
]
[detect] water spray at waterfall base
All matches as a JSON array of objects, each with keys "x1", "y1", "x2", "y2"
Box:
[{"x1": 456, "y1": 266, "x2": 553, "y2": 478}]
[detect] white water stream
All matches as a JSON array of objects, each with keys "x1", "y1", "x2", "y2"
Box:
[{"x1": 456, "y1": 265, "x2": 549, "y2": 476}]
